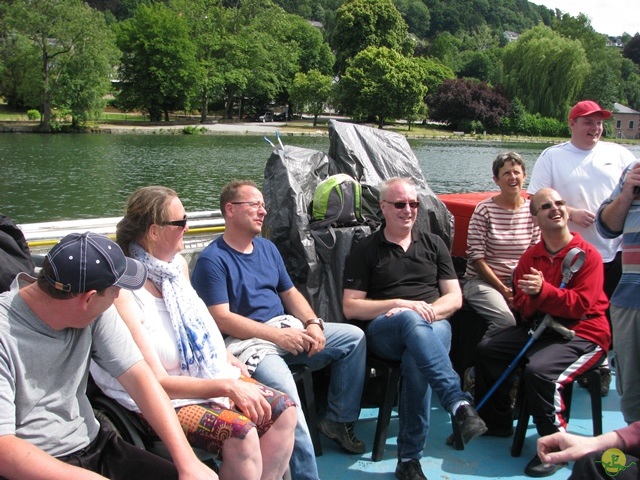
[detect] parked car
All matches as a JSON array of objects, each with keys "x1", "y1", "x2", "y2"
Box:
[{"x1": 255, "y1": 111, "x2": 274, "y2": 122}]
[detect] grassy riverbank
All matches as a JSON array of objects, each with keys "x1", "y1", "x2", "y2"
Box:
[{"x1": 2, "y1": 104, "x2": 639, "y2": 147}]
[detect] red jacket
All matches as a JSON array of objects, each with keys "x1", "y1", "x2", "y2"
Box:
[{"x1": 513, "y1": 233, "x2": 611, "y2": 352}]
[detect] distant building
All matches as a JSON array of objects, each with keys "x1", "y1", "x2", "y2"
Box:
[
  {"x1": 613, "y1": 102, "x2": 640, "y2": 139},
  {"x1": 606, "y1": 36, "x2": 624, "y2": 48},
  {"x1": 503, "y1": 31, "x2": 520, "y2": 42}
]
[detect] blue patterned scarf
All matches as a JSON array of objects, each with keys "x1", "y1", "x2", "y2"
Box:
[{"x1": 129, "y1": 242, "x2": 225, "y2": 379}]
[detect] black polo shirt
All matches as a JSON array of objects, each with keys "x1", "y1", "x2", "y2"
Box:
[{"x1": 343, "y1": 227, "x2": 456, "y2": 304}]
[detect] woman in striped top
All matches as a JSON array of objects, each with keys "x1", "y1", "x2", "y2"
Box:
[{"x1": 463, "y1": 152, "x2": 541, "y2": 338}]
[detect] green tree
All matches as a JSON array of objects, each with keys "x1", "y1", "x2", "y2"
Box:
[
  {"x1": 337, "y1": 46, "x2": 427, "y2": 128},
  {"x1": 290, "y1": 70, "x2": 333, "y2": 127},
  {"x1": 116, "y1": 2, "x2": 199, "y2": 121},
  {"x1": 417, "y1": 57, "x2": 455, "y2": 95},
  {"x1": 623, "y1": 33, "x2": 640, "y2": 66},
  {"x1": 1, "y1": 0, "x2": 120, "y2": 131},
  {"x1": 502, "y1": 25, "x2": 589, "y2": 119},
  {"x1": 331, "y1": 0, "x2": 412, "y2": 76},
  {"x1": 392, "y1": 0, "x2": 430, "y2": 39}
]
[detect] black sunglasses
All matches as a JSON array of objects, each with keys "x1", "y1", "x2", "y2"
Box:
[
  {"x1": 383, "y1": 200, "x2": 420, "y2": 209},
  {"x1": 535, "y1": 199, "x2": 566, "y2": 215},
  {"x1": 161, "y1": 214, "x2": 188, "y2": 228}
]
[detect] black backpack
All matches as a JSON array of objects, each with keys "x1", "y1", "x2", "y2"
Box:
[{"x1": 0, "y1": 214, "x2": 35, "y2": 292}]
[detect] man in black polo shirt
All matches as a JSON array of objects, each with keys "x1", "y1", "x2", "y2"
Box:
[{"x1": 343, "y1": 177, "x2": 486, "y2": 480}]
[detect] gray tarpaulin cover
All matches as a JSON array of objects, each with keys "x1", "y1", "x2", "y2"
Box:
[{"x1": 262, "y1": 120, "x2": 453, "y2": 323}]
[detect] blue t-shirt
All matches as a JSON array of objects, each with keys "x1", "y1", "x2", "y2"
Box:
[{"x1": 191, "y1": 236, "x2": 294, "y2": 323}]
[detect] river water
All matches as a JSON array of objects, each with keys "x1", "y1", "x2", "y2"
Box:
[{"x1": 2, "y1": 133, "x2": 639, "y2": 223}]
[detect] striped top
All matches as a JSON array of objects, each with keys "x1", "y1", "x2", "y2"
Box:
[
  {"x1": 597, "y1": 161, "x2": 640, "y2": 309},
  {"x1": 464, "y1": 197, "x2": 540, "y2": 282}
]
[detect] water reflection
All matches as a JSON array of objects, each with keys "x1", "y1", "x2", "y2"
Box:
[{"x1": 1, "y1": 133, "x2": 638, "y2": 223}]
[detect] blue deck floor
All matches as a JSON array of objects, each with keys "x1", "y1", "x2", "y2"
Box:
[{"x1": 316, "y1": 368, "x2": 624, "y2": 480}]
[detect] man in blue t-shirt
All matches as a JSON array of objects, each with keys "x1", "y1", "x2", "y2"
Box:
[{"x1": 192, "y1": 180, "x2": 366, "y2": 480}]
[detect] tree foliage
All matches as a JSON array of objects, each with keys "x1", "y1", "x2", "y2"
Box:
[
  {"x1": 623, "y1": 33, "x2": 640, "y2": 66},
  {"x1": 502, "y1": 25, "x2": 589, "y2": 119},
  {"x1": 0, "y1": 0, "x2": 119, "y2": 130},
  {"x1": 331, "y1": 0, "x2": 412, "y2": 76},
  {"x1": 290, "y1": 69, "x2": 333, "y2": 126},
  {"x1": 429, "y1": 77, "x2": 510, "y2": 130},
  {"x1": 115, "y1": 2, "x2": 199, "y2": 121},
  {"x1": 337, "y1": 46, "x2": 427, "y2": 128}
]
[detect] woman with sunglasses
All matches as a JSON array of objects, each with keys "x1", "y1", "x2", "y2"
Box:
[
  {"x1": 463, "y1": 152, "x2": 541, "y2": 340},
  {"x1": 90, "y1": 186, "x2": 297, "y2": 480}
]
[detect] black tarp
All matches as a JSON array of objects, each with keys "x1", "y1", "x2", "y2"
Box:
[{"x1": 262, "y1": 120, "x2": 453, "y2": 322}]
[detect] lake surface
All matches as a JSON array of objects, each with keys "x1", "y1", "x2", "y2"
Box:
[{"x1": 2, "y1": 133, "x2": 639, "y2": 223}]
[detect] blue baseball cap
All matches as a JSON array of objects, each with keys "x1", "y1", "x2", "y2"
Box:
[{"x1": 44, "y1": 232, "x2": 147, "y2": 293}]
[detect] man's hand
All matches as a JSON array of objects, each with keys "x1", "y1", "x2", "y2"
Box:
[
  {"x1": 304, "y1": 323, "x2": 326, "y2": 356},
  {"x1": 517, "y1": 268, "x2": 545, "y2": 296},
  {"x1": 273, "y1": 328, "x2": 316, "y2": 356},
  {"x1": 569, "y1": 208, "x2": 595, "y2": 228},
  {"x1": 386, "y1": 300, "x2": 436, "y2": 322},
  {"x1": 227, "y1": 379, "x2": 272, "y2": 424},
  {"x1": 537, "y1": 431, "x2": 597, "y2": 464}
]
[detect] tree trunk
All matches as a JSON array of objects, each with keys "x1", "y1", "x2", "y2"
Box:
[
  {"x1": 40, "y1": 49, "x2": 52, "y2": 132},
  {"x1": 200, "y1": 91, "x2": 209, "y2": 123}
]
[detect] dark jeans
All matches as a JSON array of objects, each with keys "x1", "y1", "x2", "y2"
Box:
[{"x1": 58, "y1": 422, "x2": 179, "y2": 479}]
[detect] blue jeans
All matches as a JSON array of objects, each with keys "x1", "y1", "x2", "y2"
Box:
[
  {"x1": 253, "y1": 322, "x2": 366, "y2": 480},
  {"x1": 366, "y1": 310, "x2": 470, "y2": 460}
]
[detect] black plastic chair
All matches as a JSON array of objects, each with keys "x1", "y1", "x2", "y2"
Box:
[
  {"x1": 360, "y1": 353, "x2": 402, "y2": 462},
  {"x1": 289, "y1": 364, "x2": 323, "y2": 456},
  {"x1": 511, "y1": 367, "x2": 603, "y2": 457}
]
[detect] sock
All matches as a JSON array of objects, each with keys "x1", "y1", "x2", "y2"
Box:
[{"x1": 451, "y1": 400, "x2": 470, "y2": 415}]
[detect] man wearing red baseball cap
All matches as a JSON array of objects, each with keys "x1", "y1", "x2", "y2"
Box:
[
  {"x1": 0, "y1": 232, "x2": 216, "y2": 480},
  {"x1": 527, "y1": 100, "x2": 637, "y2": 397}
]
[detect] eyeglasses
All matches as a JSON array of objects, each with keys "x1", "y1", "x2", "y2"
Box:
[
  {"x1": 535, "y1": 199, "x2": 566, "y2": 215},
  {"x1": 383, "y1": 200, "x2": 420, "y2": 209},
  {"x1": 231, "y1": 201, "x2": 267, "y2": 211},
  {"x1": 160, "y1": 214, "x2": 188, "y2": 228}
]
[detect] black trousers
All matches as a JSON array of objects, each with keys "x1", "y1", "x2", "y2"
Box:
[
  {"x1": 59, "y1": 422, "x2": 179, "y2": 480},
  {"x1": 474, "y1": 325, "x2": 604, "y2": 437}
]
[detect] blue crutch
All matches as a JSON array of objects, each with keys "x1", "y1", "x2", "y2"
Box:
[{"x1": 476, "y1": 247, "x2": 586, "y2": 410}]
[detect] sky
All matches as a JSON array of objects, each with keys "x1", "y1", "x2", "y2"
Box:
[{"x1": 530, "y1": 0, "x2": 640, "y2": 37}]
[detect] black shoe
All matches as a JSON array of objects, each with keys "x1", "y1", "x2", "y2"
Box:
[
  {"x1": 395, "y1": 459, "x2": 427, "y2": 480},
  {"x1": 317, "y1": 418, "x2": 365, "y2": 454},
  {"x1": 446, "y1": 424, "x2": 512, "y2": 445},
  {"x1": 450, "y1": 404, "x2": 488, "y2": 450},
  {"x1": 524, "y1": 454, "x2": 566, "y2": 477}
]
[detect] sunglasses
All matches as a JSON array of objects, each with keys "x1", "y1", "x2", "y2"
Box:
[
  {"x1": 535, "y1": 199, "x2": 566, "y2": 215},
  {"x1": 161, "y1": 214, "x2": 188, "y2": 228},
  {"x1": 231, "y1": 201, "x2": 267, "y2": 211},
  {"x1": 383, "y1": 200, "x2": 420, "y2": 209}
]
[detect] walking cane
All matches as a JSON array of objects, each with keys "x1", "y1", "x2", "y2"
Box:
[{"x1": 476, "y1": 247, "x2": 586, "y2": 410}]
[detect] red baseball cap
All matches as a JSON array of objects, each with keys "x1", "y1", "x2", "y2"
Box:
[{"x1": 569, "y1": 100, "x2": 612, "y2": 121}]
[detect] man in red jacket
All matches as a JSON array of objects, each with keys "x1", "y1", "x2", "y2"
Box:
[{"x1": 474, "y1": 188, "x2": 611, "y2": 478}]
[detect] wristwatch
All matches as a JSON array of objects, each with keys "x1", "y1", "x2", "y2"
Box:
[{"x1": 305, "y1": 318, "x2": 325, "y2": 331}]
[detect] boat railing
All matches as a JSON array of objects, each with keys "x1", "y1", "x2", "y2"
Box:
[{"x1": 20, "y1": 211, "x2": 226, "y2": 266}]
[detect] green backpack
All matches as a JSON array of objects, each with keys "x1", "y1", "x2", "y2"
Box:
[{"x1": 310, "y1": 174, "x2": 364, "y2": 229}]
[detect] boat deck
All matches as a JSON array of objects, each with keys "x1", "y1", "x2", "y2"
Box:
[{"x1": 315, "y1": 364, "x2": 623, "y2": 479}]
